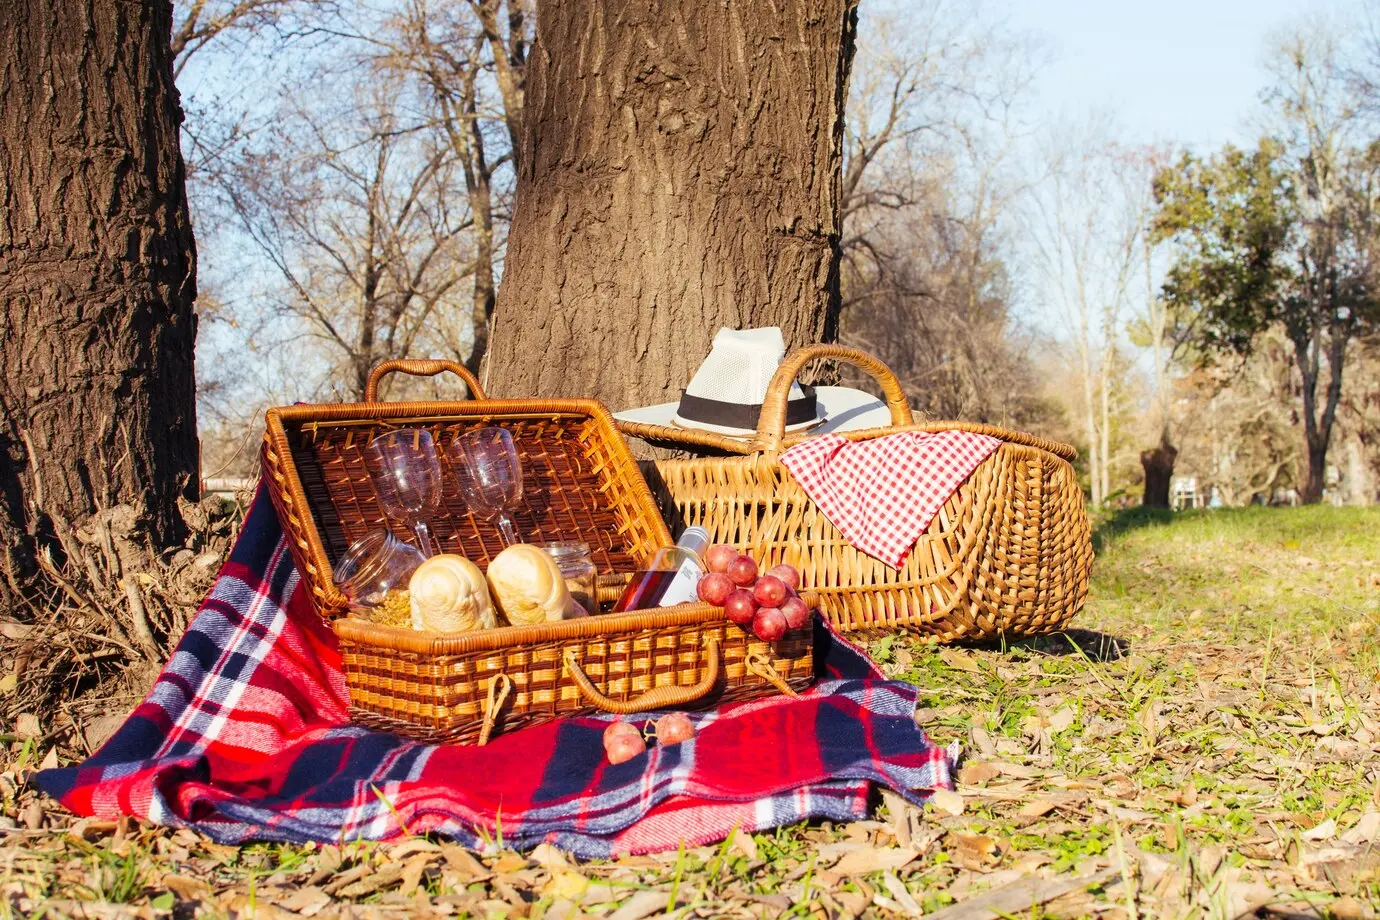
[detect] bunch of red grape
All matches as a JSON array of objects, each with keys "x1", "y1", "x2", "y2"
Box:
[{"x1": 696, "y1": 545, "x2": 809, "y2": 642}]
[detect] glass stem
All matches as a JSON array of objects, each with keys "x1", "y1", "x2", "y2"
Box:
[
  {"x1": 415, "y1": 521, "x2": 435, "y2": 557},
  {"x1": 497, "y1": 512, "x2": 520, "y2": 546}
]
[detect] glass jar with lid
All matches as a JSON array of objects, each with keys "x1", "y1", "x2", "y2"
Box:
[{"x1": 544, "y1": 542, "x2": 598, "y2": 615}]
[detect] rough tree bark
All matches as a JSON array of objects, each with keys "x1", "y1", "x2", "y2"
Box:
[
  {"x1": 0, "y1": 0, "x2": 198, "y2": 595},
  {"x1": 485, "y1": 0, "x2": 859, "y2": 406}
]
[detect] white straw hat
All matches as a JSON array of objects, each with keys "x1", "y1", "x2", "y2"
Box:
[{"x1": 613, "y1": 327, "x2": 895, "y2": 438}]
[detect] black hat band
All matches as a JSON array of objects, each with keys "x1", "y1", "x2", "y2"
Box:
[{"x1": 676, "y1": 385, "x2": 818, "y2": 430}]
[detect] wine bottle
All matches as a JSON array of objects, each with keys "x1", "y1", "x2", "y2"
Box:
[{"x1": 613, "y1": 527, "x2": 711, "y2": 612}]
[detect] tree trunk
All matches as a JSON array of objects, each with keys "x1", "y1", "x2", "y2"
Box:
[
  {"x1": 1080, "y1": 357, "x2": 1101, "y2": 507},
  {"x1": 1303, "y1": 436, "x2": 1328, "y2": 505},
  {"x1": 0, "y1": 0, "x2": 198, "y2": 592},
  {"x1": 1098, "y1": 361, "x2": 1111, "y2": 505},
  {"x1": 1140, "y1": 430, "x2": 1177, "y2": 509},
  {"x1": 484, "y1": 0, "x2": 858, "y2": 406},
  {"x1": 1291, "y1": 325, "x2": 1347, "y2": 505},
  {"x1": 473, "y1": 0, "x2": 526, "y2": 165}
]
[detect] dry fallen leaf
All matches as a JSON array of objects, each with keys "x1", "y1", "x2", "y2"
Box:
[
  {"x1": 160, "y1": 873, "x2": 214, "y2": 901},
  {"x1": 940, "y1": 648, "x2": 982, "y2": 673},
  {"x1": 491, "y1": 850, "x2": 528, "y2": 874},
  {"x1": 441, "y1": 844, "x2": 491, "y2": 881},
  {"x1": 930, "y1": 788, "x2": 965, "y2": 816},
  {"x1": 1164, "y1": 783, "x2": 1198, "y2": 807},
  {"x1": 222, "y1": 894, "x2": 294, "y2": 919},
  {"x1": 1019, "y1": 798, "x2": 1058, "y2": 819},
  {"x1": 1328, "y1": 895, "x2": 1372, "y2": 919},
  {"x1": 998, "y1": 761, "x2": 1041, "y2": 779},
  {"x1": 1342, "y1": 812, "x2": 1380, "y2": 845},
  {"x1": 386, "y1": 838, "x2": 441, "y2": 862},
  {"x1": 970, "y1": 726, "x2": 999, "y2": 757},
  {"x1": 544, "y1": 872, "x2": 590, "y2": 901},
  {"x1": 1048, "y1": 706, "x2": 1076, "y2": 734},
  {"x1": 606, "y1": 890, "x2": 668, "y2": 920},
  {"x1": 529, "y1": 842, "x2": 571, "y2": 870},
  {"x1": 1138, "y1": 702, "x2": 1162, "y2": 744},
  {"x1": 959, "y1": 761, "x2": 1002, "y2": 786},
  {"x1": 20, "y1": 801, "x2": 42, "y2": 830},
  {"x1": 949, "y1": 832, "x2": 1005, "y2": 871},
  {"x1": 1301, "y1": 817, "x2": 1338, "y2": 841},
  {"x1": 399, "y1": 853, "x2": 433, "y2": 896},
  {"x1": 15, "y1": 713, "x2": 40, "y2": 739},
  {"x1": 830, "y1": 846, "x2": 919, "y2": 876},
  {"x1": 882, "y1": 871, "x2": 922, "y2": 913},
  {"x1": 275, "y1": 885, "x2": 331, "y2": 915}
]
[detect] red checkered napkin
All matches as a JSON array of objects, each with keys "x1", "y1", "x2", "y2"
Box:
[{"x1": 781, "y1": 430, "x2": 1002, "y2": 568}]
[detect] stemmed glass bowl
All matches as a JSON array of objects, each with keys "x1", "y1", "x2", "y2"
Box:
[
  {"x1": 450, "y1": 427, "x2": 524, "y2": 546},
  {"x1": 366, "y1": 428, "x2": 442, "y2": 556}
]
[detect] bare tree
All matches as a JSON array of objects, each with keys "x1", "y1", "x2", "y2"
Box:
[
  {"x1": 171, "y1": 0, "x2": 325, "y2": 73},
  {"x1": 387, "y1": 0, "x2": 528, "y2": 375},
  {"x1": 836, "y1": 2, "x2": 1046, "y2": 426},
  {"x1": 221, "y1": 66, "x2": 479, "y2": 400},
  {"x1": 1027, "y1": 123, "x2": 1146, "y2": 507},
  {"x1": 1172, "y1": 332, "x2": 1304, "y2": 505}
]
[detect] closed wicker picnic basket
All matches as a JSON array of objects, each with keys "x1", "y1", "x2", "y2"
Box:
[
  {"x1": 262, "y1": 359, "x2": 814, "y2": 744},
  {"x1": 617, "y1": 346, "x2": 1094, "y2": 643}
]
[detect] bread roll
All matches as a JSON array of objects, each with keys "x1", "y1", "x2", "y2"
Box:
[
  {"x1": 408, "y1": 555, "x2": 496, "y2": 633},
  {"x1": 485, "y1": 544, "x2": 584, "y2": 625}
]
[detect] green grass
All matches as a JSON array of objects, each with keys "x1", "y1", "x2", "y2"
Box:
[{"x1": 3, "y1": 505, "x2": 1379, "y2": 918}]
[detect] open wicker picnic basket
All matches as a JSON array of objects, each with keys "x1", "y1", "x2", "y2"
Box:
[
  {"x1": 261, "y1": 359, "x2": 813, "y2": 744},
  {"x1": 616, "y1": 345, "x2": 1094, "y2": 643}
]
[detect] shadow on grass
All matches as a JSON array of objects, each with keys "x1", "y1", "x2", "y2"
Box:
[
  {"x1": 1001, "y1": 628, "x2": 1130, "y2": 663},
  {"x1": 1091, "y1": 505, "x2": 1176, "y2": 554},
  {"x1": 954, "y1": 628, "x2": 1129, "y2": 662}
]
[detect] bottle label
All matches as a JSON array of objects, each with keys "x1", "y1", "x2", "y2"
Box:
[{"x1": 657, "y1": 558, "x2": 703, "y2": 607}]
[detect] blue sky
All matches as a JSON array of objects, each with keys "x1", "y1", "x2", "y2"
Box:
[{"x1": 1004, "y1": 0, "x2": 1352, "y2": 151}]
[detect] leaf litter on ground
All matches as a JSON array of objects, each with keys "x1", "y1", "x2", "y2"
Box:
[{"x1": 2, "y1": 504, "x2": 1380, "y2": 917}]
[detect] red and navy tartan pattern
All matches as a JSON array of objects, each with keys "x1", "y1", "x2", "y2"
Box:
[
  {"x1": 36, "y1": 486, "x2": 953, "y2": 856},
  {"x1": 780, "y1": 430, "x2": 1002, "y2": 569}
]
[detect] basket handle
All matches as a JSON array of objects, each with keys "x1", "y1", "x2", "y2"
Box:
[
  {"x1": 563, "y1": 639, "x2": 721, "y2": 714},
  {"x1": 364, "y1": 359, "x2": 487, "y2": 402},
  {"x1": 753, "y1": 345, "x2": 913, "y2": 452}
]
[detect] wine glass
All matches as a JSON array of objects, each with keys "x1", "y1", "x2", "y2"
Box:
[
  {"x1": 366, "y1": 428, "x2": 441, "y2": 556},
  {"x1": 451, "y1": 427, "x2": 524, "y2": 546}
]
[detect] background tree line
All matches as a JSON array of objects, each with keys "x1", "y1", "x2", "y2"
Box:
[{"x1": 183, "y1": 1, "x2": 1380, "y2": 511}]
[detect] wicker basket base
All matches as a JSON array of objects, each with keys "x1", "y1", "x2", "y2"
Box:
[{"x1": 334, "y1": 602, "x2": 815, "y2": 745}]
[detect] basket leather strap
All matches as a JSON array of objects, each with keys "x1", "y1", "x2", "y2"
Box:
[
  {"x1": 477, "y1": 673, "x2": 513, "y2": 746},
  {"x1": 744, "y1": 649, "x2": 799, "y2": 697}
]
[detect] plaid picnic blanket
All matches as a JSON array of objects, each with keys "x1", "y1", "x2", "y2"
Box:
[{"x1": 36, "y1": 486, "x2": 953, "y2": 857}]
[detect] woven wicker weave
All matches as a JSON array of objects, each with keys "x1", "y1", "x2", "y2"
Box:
[
  {"x1": 334, "y1": 601, "x2": 813, "y2": 744},
  {"x1": 261, "y1": 359, "x2": 815, "y2": 743},
  {"x1": 618, "y1": 346, "x2": 1094, "y2": 643}
]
